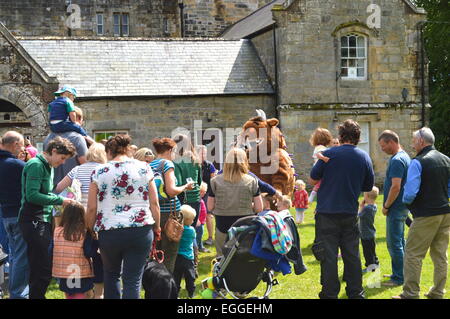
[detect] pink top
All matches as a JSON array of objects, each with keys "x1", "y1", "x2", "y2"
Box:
[
  {"x1": 26, "y1": 145, "x2": 38, "y2": 158},
  {"x1": 293, "y1": 189, "x2": 309, "y2": 209},
  {"x1": 198, "y1": 199, "x2": 207, "y2": 225}
]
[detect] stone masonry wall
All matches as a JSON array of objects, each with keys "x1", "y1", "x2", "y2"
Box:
[
  {"x1": 78, "y1": 94, "x2": 276, "y2": 155},
  {"x1": 272, "y1": 0, "x2": 426, "y2": 105},
  {"x1": 0, "y1": 0, "x2": 179, "y2": 38},
  {"x1": 279, "y1": 104, "x2": 425, "y2": 187}
]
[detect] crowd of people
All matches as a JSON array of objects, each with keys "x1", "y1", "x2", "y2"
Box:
[{"x1": 0, "y1": 87, "x2": 449, "y2": 300}]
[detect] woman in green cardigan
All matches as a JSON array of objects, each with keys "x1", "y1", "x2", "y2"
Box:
[{"x1": 18, "y1": 136, "x2": 76, "y2": 299}]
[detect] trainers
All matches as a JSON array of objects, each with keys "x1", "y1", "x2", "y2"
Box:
[
  {"x1": 204, "y1": 238, "x2": 214, "y2": 246},
  {"x1": 363, "y1": 264, "x2": 379, "y2": 273}
]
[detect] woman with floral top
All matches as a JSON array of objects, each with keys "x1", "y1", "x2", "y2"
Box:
[{"x1": 86, "y1": 134, "x2": 160, "y2": 299}]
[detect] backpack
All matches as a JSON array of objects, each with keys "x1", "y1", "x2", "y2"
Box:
[{"x1": 152, "y1": 159, "x2": 171, "y2": 202}]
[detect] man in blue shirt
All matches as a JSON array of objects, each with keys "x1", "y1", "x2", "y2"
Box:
[
  {"x1": 393, "y1": 127, "x2": 450, "y2": 299},
  {"x1": 378, "y1": 130, "x2": 411, "y2": 287},
  {"x1": 310, "y1": 119, "x2": 374, "y2": 299},
  {"x1": 0, "y1": 131, "x2": 29, "y2": 299}
]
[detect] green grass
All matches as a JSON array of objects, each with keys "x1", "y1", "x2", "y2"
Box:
[{"x1": 44, "y1": 195, "x2": 449, "y2": 299}]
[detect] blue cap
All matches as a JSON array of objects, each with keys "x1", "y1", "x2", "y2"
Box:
[{"x1": 54, "y1": 85, "x2": 77, "y2": 97}]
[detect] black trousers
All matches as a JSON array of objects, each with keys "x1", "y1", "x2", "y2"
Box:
[
  {"x1": 173, "y1": 254, "x2": 196, "y2": 298},
  {"x1": 361, "y1": 238, "x2": 379, "y2": 267},
  {"x1": 314, "y1": 213, "x2": 364, "y2": 299},
  {"x1": 19, "y1": 221, "x2": 52, "y2": 299}
]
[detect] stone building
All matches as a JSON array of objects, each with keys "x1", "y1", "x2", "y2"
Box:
[
  {"x1": 0, "y1": 0, "x2": 429, "y2": 182},
  {"x1": 223, "y1": 0, "x2": 428, "y2": 184},
  {"x1": 0, "y1": 0, "x2": 272, "y2": 38},
  {"x1": 0, "y1": 22, "x2": 275, "y2": 167}
]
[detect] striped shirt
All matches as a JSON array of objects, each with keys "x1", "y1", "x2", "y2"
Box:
[
  {"x1": 68, "y1": 162, "x2": 101, "y2": 195},
  {"x1": 149, "y1": 158, "x2": 181, "y2": 214}
]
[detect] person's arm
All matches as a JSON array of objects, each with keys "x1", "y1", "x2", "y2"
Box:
[
  {"x1": 309, "y1": 159, "x2": 325, "y2": 186},
  {"x1": 25, "y1": 163, "x2": 64, "y2": 206},
  {"x1": 148, "y1": 179, "x2": 161, "y2": 240},
  {"x1": 382, "y1": 178, "x2": 402, "y2": 216},
  {"x1": 86, "y1": 182, "x2": 98, "y2": 231},
  {"x1": 316, "y1": 152, "x2": 330, "y2": 163},
  {"x1": 68, "y1": 111, "x2": 77, "y2": 123},
  {"x1": 164, "y1": 168, "x2": 194, "y2": 197},
  {"x1": 207, "y1": 196, "x2": 215, "y2": 212},
  {"x1": 248, "y1": 171, "x2": 276, "y2": 196},
  {"x1": 402, "y1": 159, "x2": 422, "y2": 205},
  {"x1": 55, "y1": 175, "x2": 73, "y2": 194},
  {"x1": 253, "y1": 195, "x2": 263, "y2": 213},
  {"x1": 362, "y1": 154, "x2": 375, "y2": 192}
]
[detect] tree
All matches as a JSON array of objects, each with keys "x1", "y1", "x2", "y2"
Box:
[{"x1": 414, "y1": 0, "x2": 450, "y2": 155}]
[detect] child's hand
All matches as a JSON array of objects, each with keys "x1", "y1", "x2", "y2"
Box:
[{"x1": 316, "y1": 152, "x2": 330, "y2": 163}]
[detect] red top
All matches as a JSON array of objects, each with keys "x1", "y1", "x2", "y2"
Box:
[
  {"x1": 198, "y1": 199, "x2": 207, "y2": 225},
  {"x1": 293, "y1": 189, "x2": 309, "y2": 209}
]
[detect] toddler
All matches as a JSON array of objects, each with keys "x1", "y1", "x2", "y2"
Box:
[
  {"x1": 258, "y1": 193, "x2": 275, "y2": 216},
  {"x1": 276, "y1": 195, "x2": 292, "y2": 215},
  {"x1": 195, "y1": 182, "x2": 210, "y2": 253},
  {"x1": 48, "y1": 86, "x2": 88, "y2": 137},
  {"x1": 358, "y1": 186, "x2": 380, "y2": 272},
  {"x1": 293, "y1": 179, "x2": 309, "y2": 224},
  {"x1": 308, "y1": 127, "x2": 333, "y2": 203},
  {"x1": 52, "y1": 202, "x2": 99, "y2": 299},
  {"x1": 173, "y1": 205, "x2": 197, "y2": 298}
]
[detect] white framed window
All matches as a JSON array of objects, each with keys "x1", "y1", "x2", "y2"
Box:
[
  {"x1": 96, "y1": 13, "x2": 104, "y2": 35},
  {"x1": 94, "y1": 130, "x2": 129, "y2": 143},
  {"x1": 357, "y1": 122, "x2": 370, "y2": 155},
  {"x1": 340, "y1": 33, "x2": 367, "y2": 80},
  {"x1": 113, "y1": 13, "x2": 129, "y2": 36}
]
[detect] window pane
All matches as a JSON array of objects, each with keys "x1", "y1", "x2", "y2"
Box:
[
  {"x1": 341, "y1": 68, "x2": 348, "y2": 77},
  {"x1": 357, "y1": 59, "x2": 364, "y2": 67},
  {"x1": 349, "y1": 36, "x2": 356, "y2": 47},
  {"x1": 97, "y1": 25, "x2": 103, "y2": 35},
  {"x1": 114, "y1": 14, "x2": 120, "y2": 25},
  {"x1": 357, "y1": 48, "x2": 365, "y2": 58},
  {"x1": 341, "y1": 36, "x2": 348, "y2": 47},
  {"x1": 341, "y1": 59, "x2": 347, "y2": 67},
  {"x1": 349, "y1": 48, "x2": 356, "y2": 57},
  {"x1": 357, "y1": 68, "x2": 365, "y2": 77},
  {"x1": 122, "y1": 25, "x2": 129, "y2": 36},
  {"x1": 97, "y1": 14, "x2": 103, "y2": 25},
  {"x1": 341, "y1": 48, "x2": 348, "y2": 57},
  {"x1": 122, "y1": 14, "x2": 128, "y2": 25},
  {"x1": 357, "y1": 36, "x2": 365, "y2": 47},
  {"x1": 348, "y1": 59, "x2": 356, "y2": 67}
]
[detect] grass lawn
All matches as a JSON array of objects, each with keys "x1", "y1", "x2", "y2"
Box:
[{"x1": 43, "y1": 195, "x2": 449, "y2": 299}]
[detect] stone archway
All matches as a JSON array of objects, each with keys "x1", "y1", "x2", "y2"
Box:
[{"x1": 0, "y1": 84, "x2": 49, "y2": 141}]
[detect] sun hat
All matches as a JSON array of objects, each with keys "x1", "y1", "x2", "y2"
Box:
[{"x1": 54, "y1": 85, "x2": 78, "y2": 97}]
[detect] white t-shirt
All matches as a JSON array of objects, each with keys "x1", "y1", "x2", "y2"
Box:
[
  {"x1": 91, "y1": 159, "x2": 155, "y2": 231},
  {"x1": 313, "y1": 145, "x2": 328, "y2": 164}
]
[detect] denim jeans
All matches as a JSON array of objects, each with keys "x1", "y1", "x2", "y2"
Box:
[
  {"x1": 3, "y1": 217, "x2": 29, "y2": 299},
  {"x1": 50, "y1": 121, "x2": 87, "y2": 136},
  {"x1": 386, "y1": 208, "x2": 409, "y2": 284},
  {"x1": 195, "y1": 224, "x2": 204, "y2": 250},
  {"x1": 19, "y1": 221, "x2": 52, "y2": 299},
  {"x1": 0, "y1": 214, "x2": 9, "y2": 262},
  {"x1": 98, "y1": 225, "x2": 153, "y2": 299},
  {"x1": 314, "y1": 213, "x2": 364, "y2": 299}
]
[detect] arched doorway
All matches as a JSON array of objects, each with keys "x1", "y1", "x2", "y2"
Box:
[{"x1": 0, "y1": 85, "x2": 49, "y2": 144}]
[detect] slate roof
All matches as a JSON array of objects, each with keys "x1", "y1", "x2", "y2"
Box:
[
  {"x1": 221, "y1": 0, "x2": 284, "y2": 40},
  {"x1": 18, "y1": 38, "x2": 274, "y2": 98}
]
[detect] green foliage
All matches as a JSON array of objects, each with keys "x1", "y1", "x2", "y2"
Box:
[{"x1": 415, "y1": 0, "x2": 450, "y2": 155}]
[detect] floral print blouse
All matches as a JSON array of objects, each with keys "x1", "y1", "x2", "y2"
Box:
[{"x1": 91, "y1": 159, "x2": 155, "y2": 232}]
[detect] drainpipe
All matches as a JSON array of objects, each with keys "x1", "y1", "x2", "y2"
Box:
[
  {"x1": 418, "y1": 21, "x2": 426, "y2": 128},
  {"x1": 178, "y1": 0, "x2": 185, "y2": 38},
  {"x1": 272, "y1": 24, "x2": 280, "y2": 126}
]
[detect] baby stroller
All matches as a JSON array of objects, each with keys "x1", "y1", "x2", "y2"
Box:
[
  {"x1": 0, "y1": 245, "x2": 8, "y2": 299},
  {"x1": 201, "y1": 211, "x2": 306, "y2": 299}
]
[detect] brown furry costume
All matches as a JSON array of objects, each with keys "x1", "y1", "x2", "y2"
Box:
[{"x1": 238, "y1": 115, "x2": 295, "y2": 197}]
